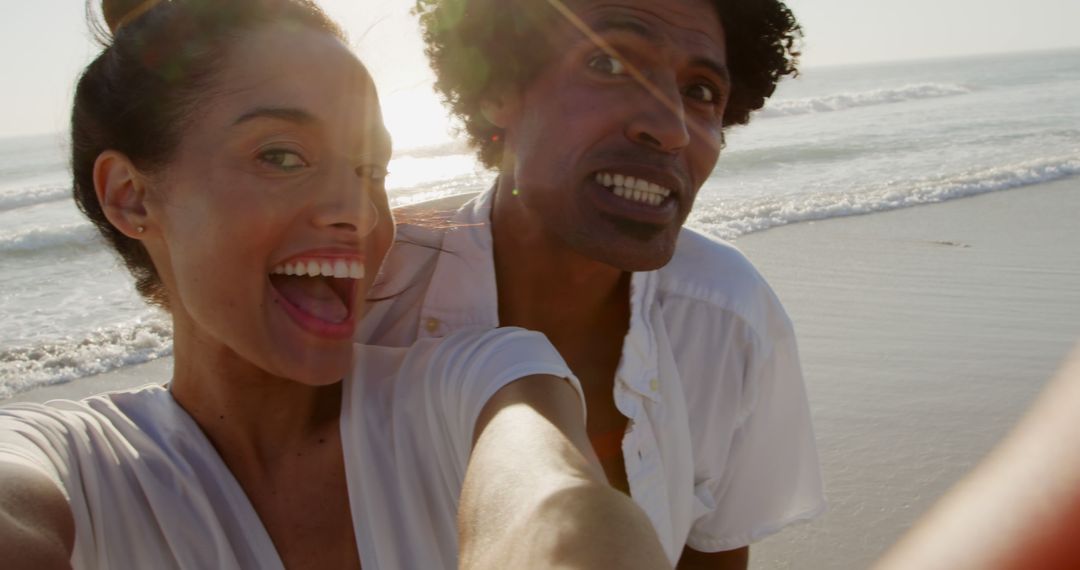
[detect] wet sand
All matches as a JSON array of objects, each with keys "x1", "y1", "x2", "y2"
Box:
[{"x1": 737, "y1": 177, "x2": 1080, "y2": 569}]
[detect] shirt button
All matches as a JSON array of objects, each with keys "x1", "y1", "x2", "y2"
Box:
[
  {"x1": 649, "y1": 378, "x2": 659, "y2": 392},
  {"x1": 424, "y1": 318, "x2": 440, "y2": 333}
]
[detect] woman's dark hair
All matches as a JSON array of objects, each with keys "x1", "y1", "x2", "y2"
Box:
[
  {"x1": 72, "y1": 0, "x2": 345, "y2": 308},
  {"x1": 415, "y1": 0, "x2": 803, "y2": 169}
]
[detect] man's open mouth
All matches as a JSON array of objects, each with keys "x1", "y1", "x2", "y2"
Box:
[
  {"x1": 594, "y1": 171, "x2": 673, "y2": 207},
  {"x1": 268, "y1": 257, "x2": 364, "y2": 324}
]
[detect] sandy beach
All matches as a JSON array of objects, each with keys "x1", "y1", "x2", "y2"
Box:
[
  {"x1": 739, "y1": 177, "x2": 1080, "y2": 568},
  {"x1": 5, "y1": 178, "x2": 1079, "y2": 568}
]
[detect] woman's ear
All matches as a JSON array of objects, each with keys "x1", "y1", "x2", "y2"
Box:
[
  {"x1": 93, "y1": 150, "x2": 150, "y2": 239},
  {"x1": 480, "y1": 87, "x2": 522, "y2": 129}
]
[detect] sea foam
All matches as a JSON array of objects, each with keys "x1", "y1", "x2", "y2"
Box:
[
  {"x1": 0, "y1": 222, "x2": 99, "y2": 254},
  {"x1": 691, "y1": 155, "x2": 1080, "y2": 239},
  {"x1": 760, "y1": 83, "x2": 972, "y2": 118},
  {"x1": 0, "y1": 317, "x2": 173, "y2": 399},
  {"x1": 0, "y1": 185, "x2": 69, "y2": 212}
]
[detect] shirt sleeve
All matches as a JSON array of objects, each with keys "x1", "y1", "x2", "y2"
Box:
[
  {"x1": 686, "y1": 322, "x2": 826, "y2": 552},
  {"x1": 0, "y1": 404, "x2": 79, "y2": 497},
  {"x1": 422, "y1": 327, "x2": 585, "y2": 449}
]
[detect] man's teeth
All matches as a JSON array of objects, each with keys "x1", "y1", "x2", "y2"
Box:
[
  {"x1": 594, "y1": 172, "x2": 672, "y2": 206},
  {"x1": 270, "y1": 259, "x2": 365, "y2": 279}
]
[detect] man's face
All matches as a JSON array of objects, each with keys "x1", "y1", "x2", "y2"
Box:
[{"x1": 495, "y1": 0, "x2": 728, "y2": 271}]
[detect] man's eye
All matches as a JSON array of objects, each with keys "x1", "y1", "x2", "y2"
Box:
[
  {"x1": 685, "y1": 83, "x2": 719, "y2": 104},
  {"x1": 259, "y1": 149, "x2": 308, "y2": 172},
  {"x1": 587, "y1": 53, "x2": 627, "y2": 76}
]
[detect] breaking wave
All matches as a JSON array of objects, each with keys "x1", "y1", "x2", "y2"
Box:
[
  {"x1": 0, "y1": 317, "x2": 173, "y2": 399},
  {"x1": 761, "y1": 83, "x2": 972, "y2": 118},
  {"x1": 692, "y1": 155, "x2": 1080, "y2": 239},
  {"x1": 0, "y1": 223, "x2": 99, "y2": 255},
  {"x1": 0, "y1": 185, "x2": 69, "y2": 212}
]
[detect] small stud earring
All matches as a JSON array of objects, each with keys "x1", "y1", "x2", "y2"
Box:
[{"x1": 136, "y1": 226, "x2": 145, "y2": 234}]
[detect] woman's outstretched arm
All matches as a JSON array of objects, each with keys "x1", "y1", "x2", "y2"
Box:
[
  {"x1": 0, "y1": 460, "x2": 74, "y2": 569},
  {"x1": 875, "y1": 345, "x2": 1080, "y2": 570},
  {"x1": 460, "y1": 374, "x2": 672, "y2": 570}
]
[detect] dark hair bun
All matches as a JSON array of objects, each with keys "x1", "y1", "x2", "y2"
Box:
[{"x1": 101, "y1": 0, "x2": 156, "y2": 34}]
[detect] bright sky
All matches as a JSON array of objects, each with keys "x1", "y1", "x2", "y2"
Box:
[{"x1": 2, "y1": 0, "x2": 1078, "y2": 143}]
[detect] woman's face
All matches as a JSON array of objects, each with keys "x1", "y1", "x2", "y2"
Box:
[{"x1": 141, "y1": 23, "x2": 394, "y2": 385}]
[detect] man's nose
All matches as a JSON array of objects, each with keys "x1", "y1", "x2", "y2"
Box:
[{"x1": 626, "y1": 77, "x2": 691, "y2": 153}]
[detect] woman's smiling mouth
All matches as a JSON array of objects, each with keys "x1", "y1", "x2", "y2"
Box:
[{"x1": 268, "y1": 255, "x2": 364, "y2": 336}]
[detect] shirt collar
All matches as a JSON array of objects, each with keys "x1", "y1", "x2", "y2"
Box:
[
  {"x1": 419, "y1": 187, "x2": 662, "y2": 402},
  {"x1": 417, "y1": 188, "x2": 501, "y2": 334}
]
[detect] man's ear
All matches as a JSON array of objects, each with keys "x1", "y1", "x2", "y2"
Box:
[
  {"x1": 480, "y1": 87, "x2": 522, "y2": 129},
  {"x1": 93, "y1": 150, "x2": 151, "y2": 239}
]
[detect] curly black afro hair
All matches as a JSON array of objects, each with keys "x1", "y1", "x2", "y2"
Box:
[{"x1": 415, "y1": 0, "x2": 802, "y2": 168}]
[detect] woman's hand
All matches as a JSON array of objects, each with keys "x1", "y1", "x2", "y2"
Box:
[
  {"x1": 460, "y1": 374, "x2": 672, "y2": 569},
  {"x1": 0, "y1": 460, "x2": 74, "y2": 570}
]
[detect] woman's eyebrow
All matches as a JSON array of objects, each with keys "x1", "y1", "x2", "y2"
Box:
[{"x1": 232, "y1": 106, "x2": 318, "y2": 126}]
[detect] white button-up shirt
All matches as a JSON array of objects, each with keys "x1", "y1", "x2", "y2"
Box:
[{"x1": 358, "y1": 189, "x2": 825, "y2": 560}]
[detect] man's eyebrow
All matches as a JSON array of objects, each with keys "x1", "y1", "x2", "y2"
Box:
[
  {"x1": 232, "y1": 107, "x2": 318, "y2": 126},
  {"x1": 589, "y1": 17, "x2": 731, "y2": 83},
  {"x1": 690, "y1": 57, "x2": 731, "y2": 84},
  {"x1": 591, "y1": 16, "x2": 658, "y2": 41}
]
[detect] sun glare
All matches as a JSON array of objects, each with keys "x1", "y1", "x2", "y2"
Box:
[{"x1": 379, "y1": 86, "x2": 458, "y2": 153}]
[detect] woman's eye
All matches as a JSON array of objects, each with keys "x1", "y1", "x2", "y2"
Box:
[
  {"x1": 685, "y1": 83, "x2": 719, "y2": 104},
  {"x1": 587, "y1": 53, "x2": 627, "y2": 76},
  {"x1": 259, "y1": 149, "x2": 308, "y2": 172},
  {"x1": 356, "y1": 164, "x2": 388, "y2": 183}
]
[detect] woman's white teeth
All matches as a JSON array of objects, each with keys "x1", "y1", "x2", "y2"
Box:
[
  {"x1": 333, "y1": 260, "x2": 348, "y2": 278},
  {"x1": 594, "y1": 172, "x2": 671, "y2": 207},
  {"x1": 270, "y1": 260, "x2": 365, "y2": 279}
]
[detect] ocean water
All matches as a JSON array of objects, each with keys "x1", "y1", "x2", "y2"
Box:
[{"x1": 1, "y1": 48, "x2": 1077, "y2": 398}]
